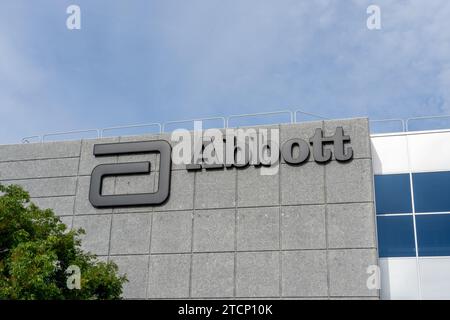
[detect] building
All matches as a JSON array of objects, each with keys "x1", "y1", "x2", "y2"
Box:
[
  {"x1": 372, "y1": 127, "x2": 450, "y2": 299},
  {"x1": 0, "y1": 117, "x2": 448, "y2": 299}
]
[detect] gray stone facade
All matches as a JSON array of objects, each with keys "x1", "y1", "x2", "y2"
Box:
[{"x1": 0, "y1": 118, "x2": 379, "y2": 299}]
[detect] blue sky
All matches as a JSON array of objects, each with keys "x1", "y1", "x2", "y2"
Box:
[{"x1": 1, "y1": 0, "x2": 450, "y2": 143}]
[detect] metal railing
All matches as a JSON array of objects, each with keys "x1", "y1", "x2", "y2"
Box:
[
  {"x1": 43, "y1": 129, "x2": 101, "y2": 142},
  {"x1": 162, "y1": 116, "x2": 226, "y2": 133},
  {"x1": 226, "y1": 110, "x2": 294, "y2": 128},
  {"x1": 369, "y1": 119, "x2": 406, "y2": 134},
  {"x1": 20, "y1": 109, "x2": 450, "y2": 143},
  {"x1": 21, "y1": 135, "x2": 42, "y2": 144},
  {"x1": 295, "y1": 109, "x2": 329, "y2": 122},
  {"x1": 100, "y1": 123, "x2": 162, "y2": 138},
  {"x1": 406, "y1": 115, "x2": 450, "y2": 132}
]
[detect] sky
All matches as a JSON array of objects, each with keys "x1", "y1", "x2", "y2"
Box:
[{"x1": 1, "y1": 0, "x2": 450, "y2": 143}]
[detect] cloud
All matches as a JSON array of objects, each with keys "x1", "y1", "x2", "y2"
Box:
[
  {"x1": 1, "y1": 0, "x2": 450, "y2": 143},
  {"x1": 0, "y1": 30, "x2": 46, "y2": 142},
  {"x1": 148, "y1": 0, "x2": 450, "y2": 119}
]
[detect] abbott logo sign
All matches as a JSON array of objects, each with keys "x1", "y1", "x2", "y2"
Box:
[
  {"x1": 89, "y1": 141, "x2": 172, "y2": 208},
  {"x1": 88, "y1": 127, "x2": 352, "y2": 208}
]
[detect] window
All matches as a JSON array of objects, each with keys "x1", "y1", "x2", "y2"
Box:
[
  {"x1": 377, "y1": 215, "x2": 416, "y2": 258},
  {"x1": 416, "y1": 214, "x2": 450, "y2": 256},
  {"x1": 374, "y1": 174, "x2": 412, "y2": 214},
  {"x1": 413, "y1": 171, "x2": 450, "y2": 213}
]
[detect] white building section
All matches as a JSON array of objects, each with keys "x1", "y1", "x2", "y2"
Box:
[{"x1": 372, "y1": 129, "x2": 450, "y2": 300}]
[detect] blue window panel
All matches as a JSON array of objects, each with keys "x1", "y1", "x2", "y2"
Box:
[
  {"x1": 374, "y1": 174, "x2": 412, "y2": 214},
  {"x1": 416, "y1": 215, "x2": 450, "y2": 256},
  {"x1": 413, "y1": 171, "x2": 450, "y2": 213},
  {"x1": 377, "y1": 215, "x2": 416, "y2": 258}
]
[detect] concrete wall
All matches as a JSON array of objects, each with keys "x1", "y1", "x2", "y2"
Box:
[{"x1": 0, "y1": 118, "x2": 379, "y2": 299}]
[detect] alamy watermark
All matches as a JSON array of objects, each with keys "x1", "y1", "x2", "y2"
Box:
[
  {"x1": 366, "y1": 265, "x2": 381, "y2": 290},
  {"x1": 66, "y1": 5, "x2": 81, "y2": 30},
  {"x1": 66, "y1": 265, "x2": 81, "y2": 290},
  {"x1": 65, "y1": 4, "x2": 381, "y2": 31},
  {"x1": 169, "y1": 121, "x2": 353, "y2": 176},
  {"x1": 367, "y1": 4, "x2": 381, "y2": 30}
]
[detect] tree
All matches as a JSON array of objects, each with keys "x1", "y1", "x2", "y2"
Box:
[{"x1": 0, "y1": 183, "x2": 127, "y2": 299}]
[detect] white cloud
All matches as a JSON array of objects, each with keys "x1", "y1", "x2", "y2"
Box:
[{"x1": 2, "y1": 0, "x2": 450, "y2": 143}]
